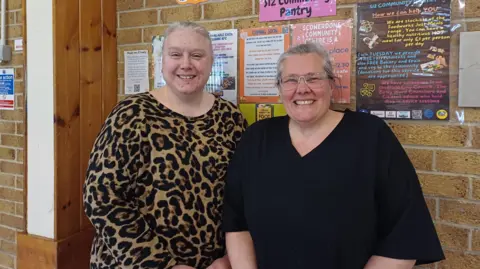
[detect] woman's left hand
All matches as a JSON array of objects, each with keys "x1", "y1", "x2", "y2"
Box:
[{"x1": 206, "y1": 255, "x2": 231, "y2": 269}]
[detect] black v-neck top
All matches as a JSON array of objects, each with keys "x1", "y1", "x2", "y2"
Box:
[{"x1": 222, "y1": 110, "x2": 445, "y2": 269}]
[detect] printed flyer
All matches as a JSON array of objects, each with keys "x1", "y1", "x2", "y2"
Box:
[
  {"x1": 152, "y1": 35, "x2": 166, "y2": 88},
  {"x1": 239, "y1": 26, "x2": 290, "y2": 103},
  {"x1": 292, "y1": 19, "x2": 353, "y2": 104},
  {"x1": 206, "y1": 29, "x2": 238, "y2": 104},
  {"x1": 356, "y1": 0, "x2": 451, "y2": 120},
  {"x1": 259, "y1": 0, "x2": 336, "y2": 22}
]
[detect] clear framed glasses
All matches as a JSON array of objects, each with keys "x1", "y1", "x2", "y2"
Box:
[{"x1": 279, "y1": 72, "x2": 328, "y2": 92}]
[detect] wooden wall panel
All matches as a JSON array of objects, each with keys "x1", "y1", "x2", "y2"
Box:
[
  {"x1": 102, "y1": 0, "x2": 118, "y2": 118},
  {"x1": 54, "y1": 0, "x2": 81, "y2": 240},
  {"x1": 79, "y1": 0, "x2": 104, "y2": 230}
]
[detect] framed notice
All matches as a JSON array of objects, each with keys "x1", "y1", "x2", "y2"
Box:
[
  {"x1": 356, "y1": 0, "x2": 451, "y2": 120},
  {"x1": 239, "y1": 26, "x2": 290, "y2": 103},
  {"x1": 292, "y1": 19, "x2": 353, "y2": 104}
]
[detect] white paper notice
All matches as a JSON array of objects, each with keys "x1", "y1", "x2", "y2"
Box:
[
  {"x1": 244, "y1": 34, "x2": 284, "y2": 97},
  {"x1": 152, "y1": 36, "x2": 166, "y2": 88},
  {"x1": 124, "y1": 50, "x2": 149, "y2": 95},
  {"x1": 206, "y1": 29, "x2": 238, "y2": 104}
]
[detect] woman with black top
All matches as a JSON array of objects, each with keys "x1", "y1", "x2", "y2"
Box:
[{"x1": 222, "y1": 42, "x2": 445, "y2": 269}]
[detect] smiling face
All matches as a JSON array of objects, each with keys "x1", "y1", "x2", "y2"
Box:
[
  {"x1": 162, "y1": 28, "x2": 213, "y2": 96},
  {"x1": 278, "y1": 53, "x2": 333, "y2": 125}
]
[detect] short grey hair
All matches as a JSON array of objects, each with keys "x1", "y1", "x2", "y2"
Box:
[
  {"x1": 276, "y1": 42, "x2": 338, "y2": 86},
  {"x1": 163, "y1": 21, "x2": 213, "y2": 53}
]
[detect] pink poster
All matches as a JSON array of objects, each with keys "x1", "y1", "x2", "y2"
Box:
[
  {"x1": 291, "y1": 19, "x2": 353, "y2": 104},
  {"x1": 259, "y1": 0, "x2": 336, "y2": 22}
]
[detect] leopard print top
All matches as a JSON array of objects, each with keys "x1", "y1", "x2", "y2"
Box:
[{"x1": 83, "y1": 92, "x2": 247, "y2": 269}]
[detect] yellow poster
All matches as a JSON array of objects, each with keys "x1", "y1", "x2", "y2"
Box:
[{"x1": 240, "y1": 104, "x2": 287, "y2": 125}]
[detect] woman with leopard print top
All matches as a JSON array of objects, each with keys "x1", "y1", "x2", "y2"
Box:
[{"x1": 83, "y1": 22, "x2": 247, "y2": 269}]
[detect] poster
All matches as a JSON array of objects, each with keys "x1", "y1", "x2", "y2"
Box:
[
  {"x1": 206, "y1": 29, "x2": 238, "y2": 104},
  {"x1": 259, "y1": 0, "x2": 336, "y2": 22},
  {"x1": 124, "y1": 50, "x2": 150, "y2": 95},
  {"x1": 0, "y1": 68, "x2": 14, "y2": 110},
  {"x1": 356, "y1": 0, "x2": 451, "y2": 120},
  {"x1": 152, "y1": 36, "x2": 166, "y2": 88},
  {"x1": 292, "y1": 19, "x2": 353, "y2": 104},
  {"x1": 240, "y1": 103, "x2": 287, "y2": 125},
  {"x1": 239, "y1": 26, "x2": 290, "y2": 103}
]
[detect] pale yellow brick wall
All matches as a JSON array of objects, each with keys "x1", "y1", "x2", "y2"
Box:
[
  {"x1": 117, "y1": 0, "x2": 480, "y2": 268},
  {"x1": 0, "y1": 0, "x2": 24, "y2": 268}
]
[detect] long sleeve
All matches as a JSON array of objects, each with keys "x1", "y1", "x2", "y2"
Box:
[
  {"x1": 83, "y1": 107, "x2": 177, "y2": 269},
  {"x1": 373, "y1": 121, "x2": 445, "y2": 265}
]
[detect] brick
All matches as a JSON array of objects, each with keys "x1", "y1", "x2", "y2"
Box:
[
  {"x1": 439, "y1": 200, "x2": 480, "y2": 226},
  {"x1": 117, "y1": 28, "x2": 142, "y2": 45},
  {"x1": 437, "y1": 250, "x2": 480, "y2": 269},
  {"x1": 15, "y1": 67, "x2": 23, "y2": 79},
  {"x1": 16, "y1": 149, "x2": 22, "y2": 162},
  {"x1": 473, "y1": 229, "x2": 480, "y2": 251},
  {"x1": 388, "y1": 123, "x2": 467, "y2": 147},
  {"x1": 467, "y1": 21, "x2": 480, "y2": 31},
  {"x1": 234, "y1": 17, "x2": 287, "y2": 29},
  {"x1": 0, "y1": 188, "x2": 22, "y2": 202},
  {"x1": 15, "y1": 177, "x2": 23, "y2": 190},
  {"x1": 1, "y1": 134, "x2": 23, "y2": 148},
  {"x1": 472, "y1": 127, "x2": 480, "y2": 149},
  {"x1": 7, "y1": 0, "x2": 21, "y2": 10},
  {"x1": 434, "y1": 223, "x2": 469, "y2": 250},
  {"x1": 14, "y1": 81, "x2": 24, "y2": 94},
  {"x1": 7, "y1": 25, "x2": 22, "y2": 38},
  {"x1": 117, "y1": 0, "x2": 143, "y2": 11},
  {"x1": 0, "y1": 122, "x2": 15, "y2": 134},
  {"x1": 418, "y1": 174, "x2": 468, "y2": 198},
  {"x1": 0, "y1": 251, "x2": 14, "y2": 268},
  {"x1": 0, "y1": 161, "x2": 23, "y2": 175},
  {"x1": 0, "y1": 174, "x2": 14, "y2": 188},
  {"x1": 119, "y1": 10, "x2": 158, "y2": 27},
  {"x1": 16, "y1": 122, "x2": 24, "y2": 134},
  {"x1": 118, "y1": 63, "x2": 124, "y2": 79},
  {"x1": 435, "y1": 151, "x2": 480, "y2": 174},
  {"x1": 0, "y1": 201, "x2": 15, "y2": 215},
  {"x1": 143, "y1": 25, "x2": 168, "y2": 43},
  {"x1": 118, "y1": 44, "x2": 152, "y2": 62},
  {"x1": 7, "y1": 53, "x2": 24, "y2": 66},
  {"x1": 15, "y1": 203, "x2": 22, "y2": 216},
  {"x1": 0, "y1": 227, "x2": 14, "y2": 242},
  {"x1": 0, "y1": 148, "x2": 15, "y2": 161},
  {"x1": 465, "y1": 0, "x2": 480, "y2": 18},
  {"x1": 0, "y1": 240, "x2": 15, "y2": 255},
  {"x1": 425, "y1": 198, "x2": 437, "y2": 220},
  {"x1": 0, "y1": 110, "x2": 24, "y2": 121},
  {"x1": 7, "y1": 12, "x2": 14, "y2": 25},
  {"x1": 146, "y1": 0, "x2": 178, "y2": 7},
  {"x1": 405, "y1": 148, "x2": 433, "y2": 170},
  {"x1": 15, "y1": 95, "x2": 24, "y2": 109},
  {"x1": 15, "y1": 10, "x2": 22, "y2": 24},
  {"x1": 0, "y1": 213, "x2": 23, "y2": 230},
  {"x1": 160, "y1": 5, "x2": 202, "y2": 23},
  {"x1": 473, "y1": 179, "x2": 480, "y2": 200},
  {"x1": 199, "y1": 21, "x2": 232, "y2": 31},
  {"x1": 204, "y1": 0, "x2": 252, "y2": 20}
]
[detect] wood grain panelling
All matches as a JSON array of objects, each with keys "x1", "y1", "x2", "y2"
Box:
[
  {"x1": 102, "y1": 0, "x2": 119, "y2": 119},
  {"x1": 54, "y1": 0, "x2": 81, "y2": 240},
  {"x1": 78, "y1": 0, "x2": 103, "y2": 232}
]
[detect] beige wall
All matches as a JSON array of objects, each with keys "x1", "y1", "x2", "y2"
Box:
[
  {"x1": 0, "y1": 0, "x2": 24, "y2": 267},
  {"x1": 116, "y1": 0, "x2": 480, "y2": 268}
]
